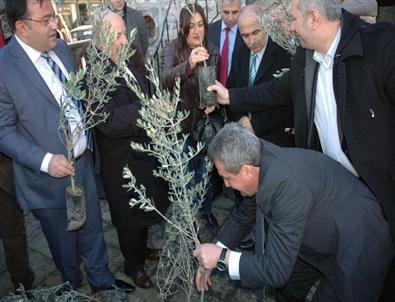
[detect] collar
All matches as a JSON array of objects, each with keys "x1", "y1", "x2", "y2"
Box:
[
  {"x1": 221, "y1": 20, "x2": 237, "y2": 34},
  {"x1": 14, "y1": 34, "x2": 53, "y2": 64},
  {"x1": 336, "y1": 9, "x2": 365, "y2": 60},
  {"x1": 313, "y1": 28, "x2": 341, "y2": 69},
  {"x1": 109, "y1": 4, "x2": 125, "y2": 17},
  {"x1": 251, "y1": 36, "x2": 268, "y2": 60}
]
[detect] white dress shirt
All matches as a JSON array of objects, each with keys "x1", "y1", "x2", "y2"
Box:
[
  {"x1": 15, "y1": 35, "x2": 87, "y2": 173},
  {"x1": 220, "y1": 21, "x2": 238, "y2": 75},
  {"x1": 313, "y1": 29, "x2": 359, "y2": 177}
]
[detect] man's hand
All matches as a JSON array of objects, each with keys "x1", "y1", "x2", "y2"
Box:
[
  {"x1": 207, "y1": 81, "x2": 230, "y2": 105},
  {"x1": 193, "y1": 243, "x2": 222, "y2": 271},
  {"x1": 196, "y1": 267, "x2": 212, "y2": 292},
  {"x1": 48, "y1": 154, "x2": 74, "y2": 178},
  {"x1": 204, "y1": 105, "x2": 216, "y2": 115},
  {"x1": 239, "y1": 116, "x2": 255, "y2": 135}
]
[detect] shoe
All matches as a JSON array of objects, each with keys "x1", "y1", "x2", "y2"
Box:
[
  {"x1": 130, "y1": 270, "x2": 153, "y2": 289},
  {"x1": 145, "y1": 248, "x2": 161, "y2": 261},
  {"x1": 238, "y1": 239, "x2": 255, "y2": 251},
  {"x1": 54, "y1": 283, "x2": 73, "y2": 296},
  {"x1": 201, "y1": 213, "x2": 219, "y2": 229},
  {"x1": 12, "y1": 272, "x2": 34, "y2": 292},
  {"x1": 92, "y1": 278, "x2": 135, "y2": 293}
]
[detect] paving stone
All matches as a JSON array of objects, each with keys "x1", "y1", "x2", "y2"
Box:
[
  {"x1": 0, "y1": 194, "x2": 270, "y2": 302},
  {"x1": 28, "y1": 249, "x2": 58, "y2": 288}
]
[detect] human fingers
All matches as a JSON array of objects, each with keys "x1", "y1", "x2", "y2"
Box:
[{"x1": 48, "y1": 154, "x2": 74, "y2": 177}]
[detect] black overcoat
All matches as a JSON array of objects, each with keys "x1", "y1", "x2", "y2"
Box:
[
  {"x1": 95, "y1": 55, "x2": 168, "y2": 230},
  {"x1": 228, "y1": 10, "x2": 395, "y2": 239}
]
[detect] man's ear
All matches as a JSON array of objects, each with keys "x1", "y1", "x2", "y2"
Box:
[
  {"x1": 15, "y1": 20, "x2": 29, "y2": 37},
  {"x1": 309, "y1": 8, "x2": 321, "y2": 30},
  {"x1": 240, "y1": 164, "x2": 254, "y2": 178}
]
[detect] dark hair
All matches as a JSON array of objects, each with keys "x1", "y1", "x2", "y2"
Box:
[
  {"x1": 177, "y1": 4, "x2": 208, "y2": 49},
  {"x1": 6, "y1": 0, "x2": 45, "y2": 31}
]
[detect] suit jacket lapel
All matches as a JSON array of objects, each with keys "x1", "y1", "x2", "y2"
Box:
[
  {"x1": 254, "y1": 39, "x2": 276, "y2": 84},
  {"x1": 304, "y1": 49, "x2": 319, "y2": 148},
  {"x1": 9, "y1": 36, "x2": 61, "y2": 110},
  {"x1": 53, "y1": 42, "x2": 75, "y2": 74}
]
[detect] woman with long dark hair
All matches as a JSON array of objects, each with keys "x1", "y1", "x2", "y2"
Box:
[{"x1": 161, "y1": 4, "x2": 220, "y2": 231}]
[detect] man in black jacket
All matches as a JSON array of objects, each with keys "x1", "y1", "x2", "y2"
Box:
[
  {"x1": 208, "y1": 1, "x2": 395, "y2": 299},
  {"x1": 227, "y1": 4, "x2": 293, "y2": 146},
  {"x1": 193, "y1": 123, "x2": 393, "y2": 302}
]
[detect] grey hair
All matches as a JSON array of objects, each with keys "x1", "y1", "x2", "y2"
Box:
[
  {"x1": 297, "y1": 0, "x2": 341, "y2": 21},
  {"x1": 220, "y1": 0, "x2": 241, "y2": 7},
  {"x1": 239, "y1": 4, "x2": 262, "y2": 25},
  {"x1": 208, "y1": 123, "x2": 262, "y2": 173}
]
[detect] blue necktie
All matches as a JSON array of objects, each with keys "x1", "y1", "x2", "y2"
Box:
[
  {"x1": 249, "y1": 53, "x2": 257, "y2": 86},
  {"x1": 41, "y1": 52, "x2": 93, "y2": 151}
]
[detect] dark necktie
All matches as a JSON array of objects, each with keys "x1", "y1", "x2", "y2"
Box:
[
  {"x1": 219, "y1": 27, "x2": 230, "y2": 86},
  {"x1": 41, "y1": 52, "x2": 93, "y2": 151}
]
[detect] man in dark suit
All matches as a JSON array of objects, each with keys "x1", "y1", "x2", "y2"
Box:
[
  {"x1": 108, "y1": 0, "x2": 149, "y2": 56},
  {"x1": 92, "y1": 10, "x2": 168, "y2": 289},
  {"x1": 207, "y1": 0, "x2": 243, "y2": 86},
  {"x1": 227, "y1": 4, "x2": 293, "y2": 147},
  {"x1": 0, "y1": 153, "x2": 34, "y2": 292},
  {"x1": 0, "y1": 14, "x2": 34, "y2": 292},
  {"x1": 208, "y1": 1, "x2": 395, "y2": 298},
  {"x1": 0, "y1": 0, "x2": 133, "y2": 293},
  {"x1": 193, "y1": 123, "x2": 393, "y2": 302}
]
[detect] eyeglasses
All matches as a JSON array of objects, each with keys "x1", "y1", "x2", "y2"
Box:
[{"x1": 21, "y1": 15, "x2": 59, "y2": 26}]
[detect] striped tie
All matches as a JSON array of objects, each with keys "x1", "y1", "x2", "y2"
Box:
[
  {"x1": 41, "y1": 52, "x2": 93, "y2": 151},
  {"x1": 249, "y1": 53, "x2": 257, "y2": 86}
]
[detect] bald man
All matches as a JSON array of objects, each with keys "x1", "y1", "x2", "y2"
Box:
[
  {"x1": 227, "y1": 4, "x2": 293, "y2": 146},
  {"x1": 92, "y1": 10, "x2": 168, "y2": 290}
]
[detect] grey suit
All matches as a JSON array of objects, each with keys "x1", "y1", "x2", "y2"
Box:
[
  {"x1": 218, "y1": 141, "x2": 393, "y2": 302},
  {"x1": 0, "y1": 36, "x2": 114, "y2": 289},
  {"x1": 124, "y1": 6, "x2": 148, "y2": 56}
]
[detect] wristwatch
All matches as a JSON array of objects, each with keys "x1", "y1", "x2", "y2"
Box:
[{"x1": 216, "y1": 248, "x2": 228, "y2": 271}]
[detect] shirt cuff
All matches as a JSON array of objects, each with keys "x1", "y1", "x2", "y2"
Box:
[
  {"x1": 216, "y1": 241, "x2": 242, "y2": 280},
  {"x1": 216, "y1": 241, "x2": 227, "y2": 249},
  {"x1": 228, "y1": 251, "x2": 242, "y2": 280},
  {"x1": 40, "y1": 153, "x2": 53, "y2": 173}
]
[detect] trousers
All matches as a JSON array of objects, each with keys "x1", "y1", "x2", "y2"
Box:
[{"x1": 0, "y1": 154, "x2": 34, "y2": 290}]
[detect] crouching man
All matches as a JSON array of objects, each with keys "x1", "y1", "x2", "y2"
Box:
[{"x1": 193, "y1": 123, "x2": 393, "y2": 302}]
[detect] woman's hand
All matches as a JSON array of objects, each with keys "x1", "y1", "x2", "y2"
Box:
[{"x1": 189, "y1": 46, "x2": 209, "y2": 70}]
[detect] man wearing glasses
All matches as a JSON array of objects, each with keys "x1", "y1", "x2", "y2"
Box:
[{"x1": 0, "y1": 0, "x2": 134, "y2": 293}]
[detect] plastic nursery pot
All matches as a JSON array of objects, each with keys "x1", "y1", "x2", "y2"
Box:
[
  {"x1": 198, "y1": 65, "x2": 217, "y2": 109},
  {"x1": 66, "y1": 184, "x2": 86, "y2": 231}
]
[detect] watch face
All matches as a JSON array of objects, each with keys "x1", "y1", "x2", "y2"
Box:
[{"x1": 217, "y1": 260, "x2": 227, "y2": 272}]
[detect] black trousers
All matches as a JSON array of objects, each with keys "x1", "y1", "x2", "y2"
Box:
[
  {"x1": 0, "y1": 154, "x2": 34, "y2": 290},
  {"x1": 275, "y1": 258, "x2": 323, "y2": 302},
  {"x1": 106, "y1": 198, "x2": 148, "y2": 276}
]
